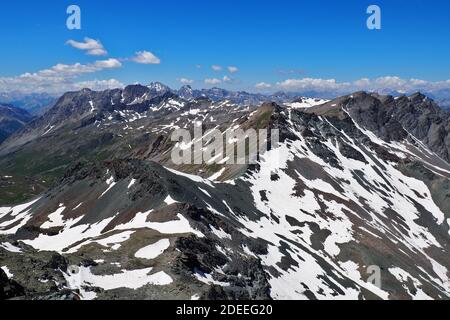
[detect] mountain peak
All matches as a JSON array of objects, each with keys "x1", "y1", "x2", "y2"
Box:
[
  {"x1": 148, "y1": 82, "x2": 171, "y2": 94},
  {"x1": 408, "y1": 91, "x2": 428, "y2": 102}
]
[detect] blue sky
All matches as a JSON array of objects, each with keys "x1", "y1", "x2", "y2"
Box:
[{"x1": 0, "y1": 0, "x2": 449, "y2": 95}]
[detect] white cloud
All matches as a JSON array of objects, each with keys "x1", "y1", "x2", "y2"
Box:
[
  {"x1": 277, "y1": 69, "x2": 306, "y2": 76},
  {"x1": 409, "y1": 78, "x2": 428, "y2": 86},
  {"x1": 267, "y1": 76, "x2": 450, "y2": 96},
  {"x1": 255, "y1": 82, "x2": 272, "y2": 89},
  {"x1": 22, "y1": 59, "x2": 121, "y2": 79},
  {"x1": 87, "y1": 48, "x2": 108, "y2": 56},
  {"x1": 178, "y1": 78, "x2": 194, "y2": 84},
  {"x1": 277, "y1": 78, "x2": 345, "y2": 91},
  {"x1": 131, "y1": 51, "x2": 161, "y2": 64},
  {"x1": 204, "y1": 76, "x2": 234, "y2": 85},
  {"x1": 94, "y1": 58, "x2": 122, "y2": 69},
  {"x1": 372, "y1": 76, "x2": 407, "y2": 89},
  {"x1": 66, "y1": 37, "x2": 108, "y2": 56},
  {"x1": 71, "y1": 79, "x2": 124, "y2": 91},
  {"x1": 353, "y1": 78, "x2": 371, "y2": 88},
  {"x1": 228, "y1": 66, "x2": 238, "y2": 73},
  {"x1": 205, "y1": 78, "x2": 222, "y2": 85},
  {"x1": 354, "y1": 76, "x2": 450, "y2": 93},
  {"x1": 211, "y1": 65, "x2": 222, "y2": 72},
  {"x1": 0, "y1": 59, "x2": 123, "y2": 94}
]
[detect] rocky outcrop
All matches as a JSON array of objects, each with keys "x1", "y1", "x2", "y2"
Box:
[
  {"x1": 0, "y1": 268, "x2": 25, "y2": 300},
  {"x1": 309, "y1": 92, "x2": 450, "y2": 162}
]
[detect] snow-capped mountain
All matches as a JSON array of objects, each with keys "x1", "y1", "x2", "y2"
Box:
[
  {"x1": 147, "y1": 82, "x2": 172, "y2": 96},
  {"x1": 284, "y1": 97, "x2": 329, "y2": 109},
  {"x1": 177, "y1": 85, "x2": 194, "y2": 100},
  {"x1": 0, "y1": 86, "x2": 449, "y2": 300}
]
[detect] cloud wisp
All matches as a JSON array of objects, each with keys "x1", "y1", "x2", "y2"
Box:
[
  {"x1": 66, "y1": 37, "x2": 108, "y2": 56},
  {"x1": 131, "y1": 51, "x2": 161, "y2": 64},
  {"x1": 178, "y1": 78, "x2": 194, "y2": 85},
  {"x1": 205, "y1": 78, "x2": 222, "y2": 85},
  {"x1": 204, "y1": 76, "x2": 234, "y2": 85},
  {"x1": 228, "y1": 66, "x2": 238, "y2": 74},
  {"x1": 255, "y1": 82, "x2": 272, "y2": 89}
]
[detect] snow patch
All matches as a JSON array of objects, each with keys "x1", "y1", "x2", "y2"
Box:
[
  {"x1": 64, "y1": 266, "x2": 173, "y2": 300},
  {"x1": 135, "y1": 239, "x2": 170, "y2": 260},
  {"x1": 1, "y1": 266, "x2": 13, "y2": 278}
]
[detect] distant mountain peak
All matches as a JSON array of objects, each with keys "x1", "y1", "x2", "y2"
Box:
[
  {"x1": 409, "y1": 91, "x2": 428, "y2": 102},
  {"x1": 148, "y1": 82, "x2": 171, "y2": 94}
]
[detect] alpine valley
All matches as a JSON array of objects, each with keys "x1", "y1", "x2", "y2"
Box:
[{"x1": 0, "y1": 83, "x2": 449, "y2": 300}]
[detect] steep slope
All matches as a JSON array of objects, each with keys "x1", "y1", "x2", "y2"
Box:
[
  {"x1": 0, "y1": 94, "x2": 449, "y2": 300},
  {"x1": 309, "y1": 92, "x2": 450, "y2": 162}
]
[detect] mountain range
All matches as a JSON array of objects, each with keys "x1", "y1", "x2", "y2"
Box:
[
  {"x1": 0, "y1": 104, "x2": 34, "y2": 145},
  {"x1": 3, "y1": 83, "x2": 450, "y2": 115},
  {"x1": 0, "y1": 83, "x2": 449, "y2": 300},
  {"x1": 0, "y1": 92, "x2": 56, "y2": 115}
]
